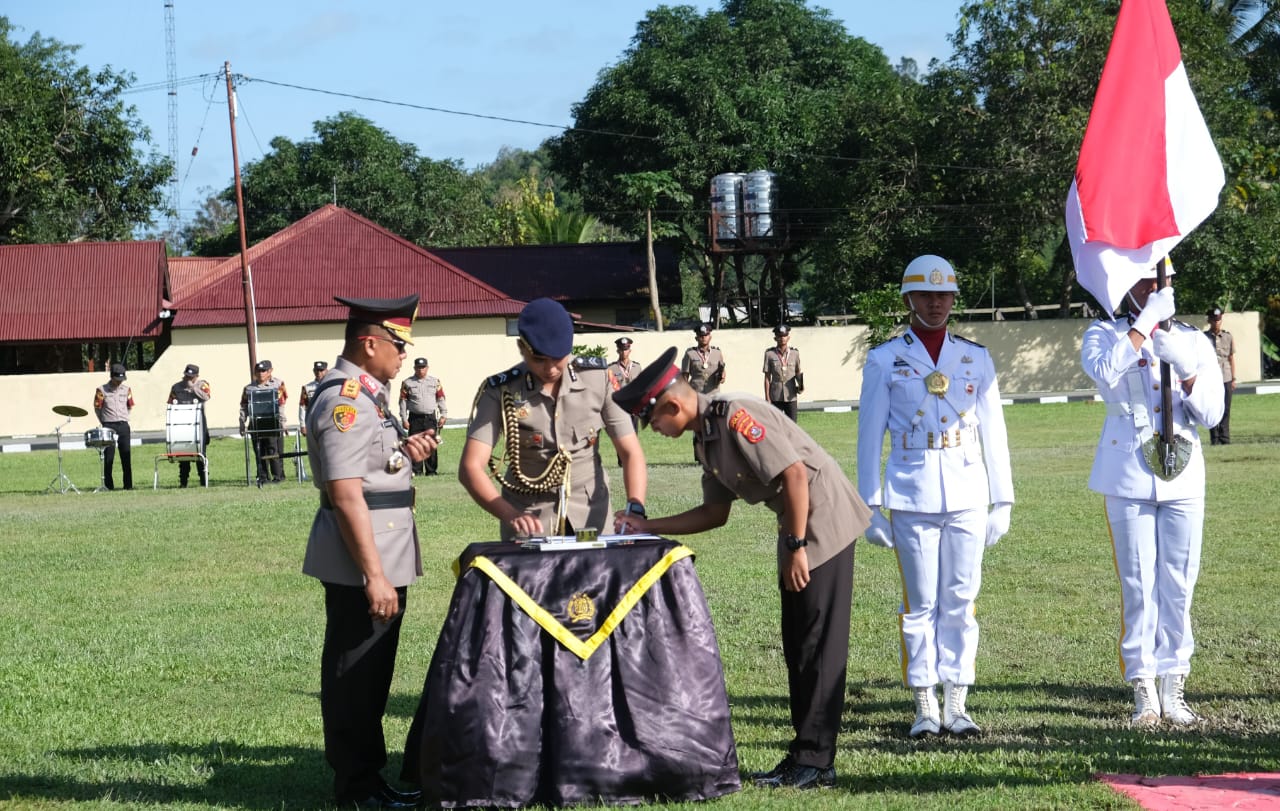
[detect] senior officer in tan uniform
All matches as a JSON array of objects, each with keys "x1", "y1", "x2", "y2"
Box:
[
  {"x1": 612, "y1": 347, "x2": 872, "y2": 791},
  {"x1": 682, "y1": 322, "x2": 726, "y2": 394},
  {"x1": 399, "y1": 357, "x2": 447, "y2": 476},
  {"x1": 857, "y1": 255, "x2": 1014, "y2": 739},
  {"x1": 460, "y1": 297, "x2": 647, "y2": 540},
  {"x1": 763, "y1": 324, "x2": 803, "y2": 421},
  {"x1": 1204, "y1": 307, "x2": 1235, "y2": 445},
  {"x1": 167, "y1": 363, "x2": 211, "y2": 487},
  {"x1": 302, "y1": 294, "x2": 438, "y2": 810}
]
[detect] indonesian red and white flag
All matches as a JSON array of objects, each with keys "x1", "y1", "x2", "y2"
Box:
[{"x1": 1065, "y1": 0, "x2": 1224, "y2": 313}]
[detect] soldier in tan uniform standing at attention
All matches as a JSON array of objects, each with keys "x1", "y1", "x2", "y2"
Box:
[
  {"x1": 459, "y1": 297, "x2": 647, "y2": 540},
  {"x1": 607, "y1": 336, "x2": 642, "y2": 389},
  {"x1": 399, "y1": 357, "x2": 447, "y2": 475},
  {"x1": 299, "y1": 361, "x2": 329, "y2": 437},
  {"x1": 302, "y1": 294, "x2": 438, "y2": 810},
  {"x1": 762, "y1": 324, "x2": 803, "y2": 421},
  {"x1": 612, "y1": 347, "x2": 871, "y2": 791},
  {"x1": 682, "y1": 322, "x2": 726, "y2": 395},
  {"x1": 93, "y1": 363, "x2": 135, "y2": 490}
]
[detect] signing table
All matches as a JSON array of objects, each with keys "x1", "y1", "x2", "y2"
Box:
[{"x1": 403, "y1": 536, "x2": 741, "y2": 808}]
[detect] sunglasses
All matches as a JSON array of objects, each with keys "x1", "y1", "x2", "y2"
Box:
[{"x1": 366, "y1": 334, "x2": 408, "y2": 354}]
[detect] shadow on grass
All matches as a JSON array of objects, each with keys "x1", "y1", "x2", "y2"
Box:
[
  {"x1": 0, "y1": 740, "x2": 363, "y2": 809},
  {"x1": 730, "y1": 680, "x2": 1280, "y2": 795}
]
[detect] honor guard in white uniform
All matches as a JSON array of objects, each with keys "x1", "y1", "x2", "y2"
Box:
[
  {"x1": 856, "y1": 255, "x2": 1014, "y2": 739},
  {"x1": 459, "y1": 298, "x2": 648, "y2": 541},
  {"x1": 1080, "y1": 262, "x2": 1223, "y2": 728},
  {"x1": 399, "y1": 357, "x2": 447, "y2": 475},
  {"x1": 762, "y1": 324, "x2": 802, "y2": 421},
  {"x1": 611, "y1": 347, "x2": 872, "y2": 790},
  {"x1": 302, "y1": 294, "x2": 437, "y2": 809}
]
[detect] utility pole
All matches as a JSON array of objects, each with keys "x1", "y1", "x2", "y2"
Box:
[{"x1": 225, "y1": 62, "x2": 259, "y2": 375}]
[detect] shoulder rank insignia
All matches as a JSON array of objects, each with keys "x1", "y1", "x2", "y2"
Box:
[
  {"x1": 572, "y1": 355, "x2": 608, "y2": 370},
  {"x1": 332, "y1": 404, "x2": 357, "y2": 432},
  {"x1": 340, "y1": 378, "x2": 361, "y2": 399},
  {"x1": 486, "y1": 366, "x2": 523, "y2": 388},
  {"x1": 955, "y1": 334, "x2": 986, "y2": 348},
  {"x1": 728, "y1": 408, "x2": 766, "y2": 444}
]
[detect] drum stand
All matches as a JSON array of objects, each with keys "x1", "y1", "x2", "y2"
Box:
[
  {"x1": 45, "y1": 417, "x2": 81, "y2": 494},
  {"x1": 93, "y1": 447, "x2": 110, "y2": 493}
]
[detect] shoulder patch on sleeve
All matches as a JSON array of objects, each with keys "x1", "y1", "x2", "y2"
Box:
[
  {"x1": 728, "y1": 407, "x2": 766, "y2": 444},
  {"x1": 573, "y1": 355, "x2": 609, "y2": 370},
  {"x1": 340, "y1": 378, "x2": 361, "y2": 399},
  {"x1": 332, "y1": 404, "x2": 358, "y2": 432}
]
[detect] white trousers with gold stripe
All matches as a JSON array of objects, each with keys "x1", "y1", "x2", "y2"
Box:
[
  {"x1": 891, "y1": 508, "x2": 986, "y2": 688},
  {"x1": 1105, "y1": 495, "x2": 1203, "y2": 681}
]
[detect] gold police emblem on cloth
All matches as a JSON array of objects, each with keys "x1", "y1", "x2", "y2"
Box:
[
  {"x1": 387, "y1": 450, "x2": 407, "y2": 473},
  {"x1": 566, "y1": 592, "x2": 596, "y2": 624},
  {"x1": 333, "y1": 404, "x2": 358, "y2": 432},
  {"x1": 925, "y1": 371, "x2": 950, "y2": 396},
  {"x1": 930, "y1": 269, "x2": 944, "y2": 285}
]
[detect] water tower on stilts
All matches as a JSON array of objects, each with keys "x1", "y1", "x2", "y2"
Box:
[{"x1": 707, "y1": 170, "x2": 790, "y2": 328}]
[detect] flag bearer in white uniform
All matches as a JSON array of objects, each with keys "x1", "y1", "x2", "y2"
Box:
[
  {"x1": 1080, "y1": 263, "x2": 1223, "y2": 728},
  {"x1": 856, "y1": 255, "x2": 1014, "y2": 739}
]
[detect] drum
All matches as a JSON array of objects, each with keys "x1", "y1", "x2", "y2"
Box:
[
  {"x1": 247, "y1": 388, "x2": 280, "y2": 432},
  {"x1": 84, "y1": 427, "x2": 117, "y2": 448},
  {"x1": 165, "y1": 403, "x2": 204, "y2": 454}
]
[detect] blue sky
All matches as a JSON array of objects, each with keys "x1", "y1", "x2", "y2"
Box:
[{"x1": 7, "y1": 1, "x2": 964, "y2": 227}]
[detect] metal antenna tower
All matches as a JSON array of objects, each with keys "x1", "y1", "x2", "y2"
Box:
[{"x1": 164, "y1": 0, "x2": 179, "y2": 236}]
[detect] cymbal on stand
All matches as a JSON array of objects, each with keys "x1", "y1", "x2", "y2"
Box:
[{"x1": 53, "y1": 404, "x2": 89, "y2": 418}]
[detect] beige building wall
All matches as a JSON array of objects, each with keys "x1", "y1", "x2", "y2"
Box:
[{"x1": 10, "y1": 312, "x2": 1261, "y2": 437}]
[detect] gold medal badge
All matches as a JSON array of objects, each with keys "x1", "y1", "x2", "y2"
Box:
[
  {"x1": 925, "y1": 371, "x2": 950, "y2": 396},
  {"x1": 566, "y1": 591, "x2": 596, "y2": 624}
]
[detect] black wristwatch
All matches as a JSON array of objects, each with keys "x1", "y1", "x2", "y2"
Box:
[
  {"x1": 624, "y1": 500, "x2": 647, "y2": 518},
  {"x1": 780, "y1": 532, "x2": 807, "y2": 551}
]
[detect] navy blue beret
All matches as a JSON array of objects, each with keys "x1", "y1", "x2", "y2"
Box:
[{"x1": 518, "y1": 298, "x2": 574, "y2": 358}]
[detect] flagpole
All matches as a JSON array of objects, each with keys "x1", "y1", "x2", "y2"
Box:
[{"x1": 1156, "y1": 255, "x2": 1175, "y2": 477}]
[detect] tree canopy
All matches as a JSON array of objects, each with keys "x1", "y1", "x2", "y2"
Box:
[
  {"x1": 192, "y1": 112, "x2": 498, "y2": 255},
  {"x1": 0, "y1": 17, "x2": 171, "y2": 244}
]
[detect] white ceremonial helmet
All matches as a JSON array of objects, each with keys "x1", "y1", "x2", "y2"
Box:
[
  {"x1": 1136, "y1": 257, "x2": 1177, "y2": 280},
  {"x1": 900, "y1": 255, "x2": 959, "y2": 294}
]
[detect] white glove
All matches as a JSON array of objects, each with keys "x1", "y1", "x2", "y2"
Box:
[
  {"x1": 1131, "y1": 287, "x2": 1176, "y2": 336},
  {"x1": 864, "y1": 509, "x2": 893, "y2": 548},
  {"x1": 985, "y1": 502, "x2": 1012, "y2": 547},
  {"x1": 1151, "y1": 328, "x2": 1197, "y2": 379}
]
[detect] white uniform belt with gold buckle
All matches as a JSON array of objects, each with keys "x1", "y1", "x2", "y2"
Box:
[{"x1": 899, "y1": 426, "x2": 978, "y2": 450}]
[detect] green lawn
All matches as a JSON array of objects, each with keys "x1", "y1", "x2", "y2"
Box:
[{"x1": 1, "y1": 396, "x2": 1278, "y2": 809}]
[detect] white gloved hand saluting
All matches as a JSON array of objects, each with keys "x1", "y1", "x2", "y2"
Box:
[
  {"x1": 1151, "y1": 328, "x2": 1198, "y2": 380},
  {"x1": 864, "y1": 509, "x2": 893, "y2": 548},
  {"x1": 985, "y1": 502, "x2": 1012, "y2": 547},
  {"x1": 1131, "y1": 287, "x2": 1176, "y2": 337}
]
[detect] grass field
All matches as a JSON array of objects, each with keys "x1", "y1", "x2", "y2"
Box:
[{"x1": 1, "y1": 396, "x2": 1278, "y2": 810}]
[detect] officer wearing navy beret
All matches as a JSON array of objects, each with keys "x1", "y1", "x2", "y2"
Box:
[
  {"x1": 458, "y1": 297, "x2": 648, "y2": 539},
  {"x1": 302, "y1": 294, "x2": 437, "y2": 809},
  {"x1": 611, "y1": 347, "x2": 871, "y2": 790}
]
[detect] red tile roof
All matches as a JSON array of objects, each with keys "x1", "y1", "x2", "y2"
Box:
[
  {"x1": 171, "y1": 205, "x2": 525, "y2": 327},
  {"x1": 0, "y1": 241, "x2": 167, "y2": 342}
]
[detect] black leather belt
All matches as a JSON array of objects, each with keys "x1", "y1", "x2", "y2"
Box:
[{"x1": 320, "y1": 489, "x2": 415, "y2": 511}]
